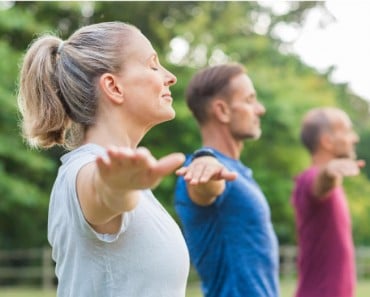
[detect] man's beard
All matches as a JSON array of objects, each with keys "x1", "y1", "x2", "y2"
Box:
[{"x1": 337, "y1": 150, "x2": 357, "y2": 159}]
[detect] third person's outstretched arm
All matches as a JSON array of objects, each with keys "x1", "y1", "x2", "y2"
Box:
[{"x1": 313, "y1": 159, "x2": 365, "y2": 198}]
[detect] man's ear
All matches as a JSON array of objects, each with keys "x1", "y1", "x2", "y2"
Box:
[
  {"x1": 210, "y1": 98, "x2": 230, "y2": 123},
  {"x1": 98, "y1": 73, "x2": 125, "y2": 104},
  {"x1": 319, "y1": 132, "x2": 334, "y2": 152}
]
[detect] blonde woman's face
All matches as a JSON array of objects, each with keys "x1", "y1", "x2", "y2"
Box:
[{"x1": 118, "y1": 31, "x2": 177, "y2": 129}]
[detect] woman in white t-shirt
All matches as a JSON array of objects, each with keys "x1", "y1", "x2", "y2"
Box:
[{"x1": 17, "y1": 21, "x2": 189, "y2": 297}]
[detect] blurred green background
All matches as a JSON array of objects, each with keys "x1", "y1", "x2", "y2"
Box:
[{"x1": 1, "y1": 0, "x2": 370, "y2": 291}]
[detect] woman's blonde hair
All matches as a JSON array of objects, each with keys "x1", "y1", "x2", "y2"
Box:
[{"x1": 17, "y1": 22, "x2": 138, "y2": 149}]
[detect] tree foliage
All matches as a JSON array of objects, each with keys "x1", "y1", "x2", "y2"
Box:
[{"x1": 1, "y1": 1, "x2": 370, "y2": 248}]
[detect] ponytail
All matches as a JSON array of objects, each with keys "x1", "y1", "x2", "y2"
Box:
[{"x1": 17, "y1": 35, "x2": 70, "y2": 148}]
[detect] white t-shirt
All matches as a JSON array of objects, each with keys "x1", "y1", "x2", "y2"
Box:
[{"x1": 48, "y1": 144, "x2": 189, "y2": 297}]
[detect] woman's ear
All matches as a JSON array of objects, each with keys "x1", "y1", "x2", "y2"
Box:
[
  {"x1": 98, "y1": 73, "x2": 125, "y2": 104},
  {"x1": 211, "y1": 98, "x2": 230, "y2": 123}
]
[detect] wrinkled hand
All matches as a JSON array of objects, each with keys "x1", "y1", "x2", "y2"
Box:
[
  {"x1": 176, "y1": 156, "x2": 237, "y2": 185},
  {"x1": 326, "y1": 159, "x2": 365, "y2": 179},
  {"x1": 96, "y1": 146, "x2": 185, "y2": 191}
]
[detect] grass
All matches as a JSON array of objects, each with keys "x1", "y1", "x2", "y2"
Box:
[
  {"x1": 0, "y1": 279, "x2": 369, "y2": 296},
  {"x1": 187, "y1": 279, "x2": 370, "y2": 297}
]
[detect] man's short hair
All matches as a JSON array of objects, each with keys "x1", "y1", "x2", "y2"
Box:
[
  {"x1": 186, "y1": 63, "x2": 245, "y2": 124},
  {"x1": 300, "y1": 107, "x2": 342, "y2": 153}
]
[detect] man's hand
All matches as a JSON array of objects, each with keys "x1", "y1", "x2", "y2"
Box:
[
  {"x1": 314, "y1": 158, "x2": 365, "y2": 198},
  {"x1": 176, "y1": 156, "x2": 237, "y2": 206},
  {"x1": 176, "y1": 156, "x2": 237, "y2": 185},
  {"x1": 325, "y1": 159, "x2": 365, "y2": 180}
]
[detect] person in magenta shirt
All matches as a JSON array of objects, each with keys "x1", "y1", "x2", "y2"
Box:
[{"x1": 291, "y1": 107, "x2": 365, "y2": 297}]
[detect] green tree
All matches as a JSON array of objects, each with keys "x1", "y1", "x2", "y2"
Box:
[{"x1": 1, "y1": 1, "x2": 370, "y2": 249}]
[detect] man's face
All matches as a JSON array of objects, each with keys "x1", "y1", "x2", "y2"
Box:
[
  {"x1": 227, "y1": 74, "x2": 266, "y2": 141},
  {"x1": 329, "y1": 112, "x2": 359, "y2": 159}
]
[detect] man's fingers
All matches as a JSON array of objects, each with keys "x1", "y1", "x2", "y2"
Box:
[
  {"x1": 340, "y1": 160, "x2": 364, "y2": 176},
  {"x1": 182, "y1": 165, "x2": 237, "y2": 184},
  {"x1": 357, "y1": 160, "x2": 366, "y2": 168},
  {"x1": 176, "y1": 167, "x2": 188, "y2": 176}
]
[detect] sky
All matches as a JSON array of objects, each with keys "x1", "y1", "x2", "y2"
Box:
[
  {"x1": 287, "y1": 1, "x2": 370, "y2": 102},
  {"x1": 171, "y1": 1, "x2": 370, "y2": 102}
]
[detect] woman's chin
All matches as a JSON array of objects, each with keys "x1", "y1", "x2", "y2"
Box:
[
  {"x1": 163, "y1": 109, "x2": 176, "y2": 122},
  {"x1": 154, "y1": 109, "x2": 176, "y2": 125}
]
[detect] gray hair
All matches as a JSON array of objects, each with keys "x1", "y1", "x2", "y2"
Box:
[{"x1": 300, "y1": 107, "x2": 347, "y2": 153}]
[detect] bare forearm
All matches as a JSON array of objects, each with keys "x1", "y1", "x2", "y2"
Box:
[
  {"x1": 77, "y1": 163, "x2": 140, "y2": 228},
  {"x1": 313, "y1": 168, "x2": 338, "y2": 198},
  {"x1": 188, "y1": 180, "x2": 225, "y2": 206},
  {"x1": 92, "y1": 169, "x2": 140, "y2": 221}
]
